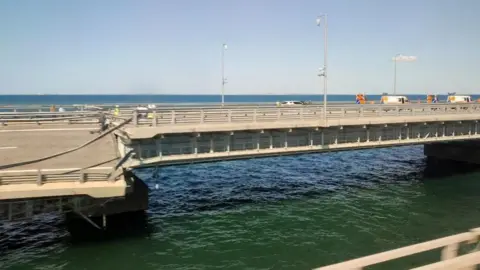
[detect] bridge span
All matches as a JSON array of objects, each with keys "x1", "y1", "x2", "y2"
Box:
[
  {"x1": 2, "y1": 103, "x2": 480, "y2": 210},
  {"x1": 1, "y1": 103, "x2": 480, "y2": 267},
  {"x1": 106, "y1": 103, "x2": 480, "y2": 168}
]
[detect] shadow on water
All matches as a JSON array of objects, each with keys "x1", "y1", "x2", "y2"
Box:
[
  {"x1": 0, "y1": 211, "x2": 155, "y2": 257},
  {"x1": 0, "y1": 214, "x2": 66, "y2": 255},
  {"x1": 65, "y1": 211, "x2": 155, "y2": 245}
]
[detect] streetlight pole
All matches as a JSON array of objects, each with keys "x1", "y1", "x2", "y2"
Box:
[
  {"x1": 316, "y1": 14, "x2": 328, "y2": 122},
  {"x1": 221, "y1": 43, "x2": 227, "y2": 106},
  {"x1": 393, "y1": 53, "x2": 400, "y2": 95},
  {"x1": 392, "y1": 54, "x2": 416, "y2": 95}
]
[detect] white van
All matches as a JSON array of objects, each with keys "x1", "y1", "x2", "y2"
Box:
[
  {"x1": 380, "y1": 95, "x2": 410, "y2": 105},
  {"x1": 447, "y1": 95, "x2": 472, "y2": 103},
  {"x1": 280, "y1": 101, "x2": 304, "y2": 106}
]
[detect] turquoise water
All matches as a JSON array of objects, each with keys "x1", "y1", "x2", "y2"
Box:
[{"x1": 1, "y1": 146, "x2": 480, "y2": 269}]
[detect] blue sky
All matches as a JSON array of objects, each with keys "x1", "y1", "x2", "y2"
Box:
[{"x1": 1, "y1": 0, "x2": 479, "y2": 95}]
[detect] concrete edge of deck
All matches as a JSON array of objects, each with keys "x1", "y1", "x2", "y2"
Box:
[
  {"x1": 0, "y1": 178, "x2": 128, "y2": 200},
  {"x1": 121, "y1": 114, "x2": 480, "y2": 139}
]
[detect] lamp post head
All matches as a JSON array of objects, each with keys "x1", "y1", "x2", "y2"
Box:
[
  {"x1": 316, "y1": 17, "x2": 322, "y2": 26},
  {"x1": 223, "y1": 43, "x2": 228, "y2": 50}
]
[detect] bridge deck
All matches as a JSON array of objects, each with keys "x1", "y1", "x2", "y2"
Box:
[
  {"x1": 0, "y1": 123, "x2": 118, "y2": 171},
  {"x1": 120, "y1": 113, "x2": 480, "y2": 139}
]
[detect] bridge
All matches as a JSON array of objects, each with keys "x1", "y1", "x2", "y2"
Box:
[{"x1": 1, "y1": 103, "x2": 480, "y2": 268}]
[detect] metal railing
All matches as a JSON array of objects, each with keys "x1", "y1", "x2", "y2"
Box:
[
  {"x1": 3, "y1": 103, "x2": 480, "y2": 126},
  {"x1": 114, "y1": 103, "x2": 480, "y2": 126},
  {"x1": 0, "y1": 101, "x2": 355, "y2": 113},
  {"x1": 0, "y1": 111, "x2": 101, "y2": 125},
  {"x1": 0, "y1": 168, "x2": 115, "y2": 185},
  {"x1": 314, "y1": 227, "x2": 480, "y2": 269}
]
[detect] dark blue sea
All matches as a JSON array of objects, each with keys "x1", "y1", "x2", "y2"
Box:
[
  {"x1": 1, "y1": 94, "x2": 479, "y2": 105},
  {"x1": 1, "y1": 95, "x2": 480, "y2": 270}
]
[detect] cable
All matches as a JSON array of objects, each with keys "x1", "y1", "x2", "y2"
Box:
[{"x1": 0, "y1": 117, "x2": 132, "y2": 170}]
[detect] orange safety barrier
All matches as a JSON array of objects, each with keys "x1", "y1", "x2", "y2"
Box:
[
  {"x1": 356, "y1": 94, "x2": 366, "y2": 104},
  {"x1": 427, "y1": 95, "x2": 434, "y2": 103}
]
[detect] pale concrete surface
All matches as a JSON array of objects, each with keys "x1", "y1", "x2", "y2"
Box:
[
  {"x1": 0, "y1": 179, "x2": 127, "y2": 200},
  {"x1": 121, "y1": 113, "x2": 480, "y2": 139},
  {"x1": 0, "y1": 124, "x2": 119, "y2": 171}
]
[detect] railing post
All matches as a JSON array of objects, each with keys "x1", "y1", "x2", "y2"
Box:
[
  {"x1": 300, "y1": 107, "x2": 304, "y2": 120},
  {"x1": 36, "y1": 169, "x2": 43, "y2": 186},
  {"x1": 152, "y1": 111, "x2": 157, "y2": 127},
  {"x1": 396, "y1": 106, "x2": 400, "y2": 116},
  {"x1": 171, "y1": 110, "x2": 176, "y2": 124},
  {"x1": 79, "y1": 171, "x2": 86, "y2": 183},
  {"x1": 277, "y1": 108, "x2": 281, "y2": 121},
  {"x1": 200, "y1": 109, "x2": 204, "y2": 123},
  {"x1": 441, "y1": 243, "x2": 459, "y2": 260},
  {"x1": 133, "y1": 111, "x2": 138, "y2": 126},
  {"x1": 253, "y1": 109, "x2": 257, "y2": 122},
  {"x1": 228, "y1": 110, "x2": 232, "y2": 122}
]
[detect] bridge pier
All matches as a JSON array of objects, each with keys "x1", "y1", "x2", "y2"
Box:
[
  {"x1": 424, "y1": 141, "x2": 480, "y2": 176},
  {"x1": 66, "y1": 170, "x2": 149, "y2": 238}
]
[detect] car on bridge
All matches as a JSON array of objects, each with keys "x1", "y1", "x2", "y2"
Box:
[
  {"x1": 280, "y1": 101, "x2": 305, "y2": 106},
  {"x1": 380, "y1": 95, "x2": 410, "y2": 105},
  {"x1": 447, "y1": 94, "x2": 472, "y2": 103}
]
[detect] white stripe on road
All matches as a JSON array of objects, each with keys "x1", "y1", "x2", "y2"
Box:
[
  {"x1": 0, "y1": 128, "x2": 98, "y2": 133},
  {"x1": 0, "y1": 146, "x2": 17, "y2": 150}
]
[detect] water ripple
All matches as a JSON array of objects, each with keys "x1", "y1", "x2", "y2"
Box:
[{"x1": 2, "y1": 146, "x2": 480, "y2": 269}]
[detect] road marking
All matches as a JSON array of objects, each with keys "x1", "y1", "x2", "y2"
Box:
[
  {"x1": 0, "y1": 146, "x2": 17, "y2": 150},
  {"x1": 0, "y1": 127, "x2": 98, "y2": 133},
  {"x1": 0, "y1": 167, "x2": 113, "y2": 173}
]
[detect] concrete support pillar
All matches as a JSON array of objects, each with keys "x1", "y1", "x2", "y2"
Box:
[
  {"x1": 66, "y1": 170, "x2": 149, "y2": 238},
  {"x1": 284, "y1": 131, "x2": 288, "y2": 148},
  {"x1": 424, "y1": 141, "x2": 480, "y2": 165},
  {"x1": 256, "y1": 133, "x2": 260, "y2": 151}
]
